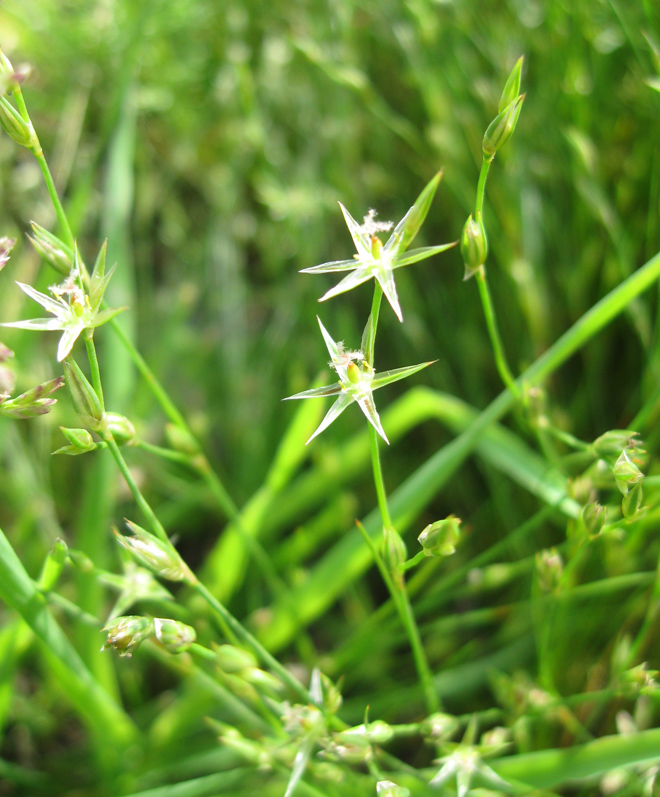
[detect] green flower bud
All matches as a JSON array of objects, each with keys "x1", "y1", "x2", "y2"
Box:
[
  {"x1": 613, "y1": 450, "x2": 644, "y2": 496},
  {"x1": 382, "y1": 525, "x2": 407, "y2": 576},
  {"x1": 28, "y1": 223, "x2": 74, "y2": 276},
  {"x1": 0, "y1": 96, "x2": 36, "y2": 149},
  {"x1": 215, "y1": 644, "x2": 258, "y2": 673},
  {"x1": 418, "y1": 515, "x2": 462, "y2": 557},
  {"x1": 153, "y1": 618, "x2": 196, "y2": 654},
  {"x1": 460, "y1": 213, "x2": 488, "y2": 280},
  {"x1": 165, "y1": 423, "x2": 201, "y2": 456},
  {"x1": 483, "y1": 94, "x2": 524, "y2": 157},
  {"x1": 63, "y1": 360, "x2": 104, "y2": 432},
  {"x1": 377, "y1": 781, "x2": 410, "y2": 797},
  {"x1": 592, "y1": 429, "x2": 644, "y2": 459},
  {"x1": 104, "y1": 412, "x2": 136, "y2": 444},
  {"x1": 499, "y1": 56, "x2": 524, "y2": 113},
  {"x1": 101, "y1": 615, "x2": 154, "y2": 657},
  {"x1": 0, "y1": 376, "x2": 64, "y2": 419},
  {"x1": 581, "y1": 501, "x2": 605, "y2": 536},
  {"x1": 115, "y1": 521, "x2": 196, "y2": 583},
  {"x1": 535, "y1": 548, "x2": 563, "y2": 593},
  {"x1": 622, "y1": 482, "x2": 644, "y2": 519},
  {"x1": 38, "y1": 538, "x2": 69, "y2": 591},
  {"x1": 422, "y1": 712, "x2": 460, "y2": 740},
  {"x1": 60, "y1": 427, "x2": 95, "y2": 450}
]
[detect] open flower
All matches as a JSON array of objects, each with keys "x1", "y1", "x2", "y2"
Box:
[
  {"x1": 1, "y1": 244, "x2": 123, "y2": 361},
  {"x1": 300, "y1": 172, "x2": 456, "y2": 322},
  {"x1": 284, "y1": 317, "x2": 435, "y2": 444}
]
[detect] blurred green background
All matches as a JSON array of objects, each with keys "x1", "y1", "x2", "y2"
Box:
[{"x1": 0, "y1": 0, "x2": 660, "y2": 793}]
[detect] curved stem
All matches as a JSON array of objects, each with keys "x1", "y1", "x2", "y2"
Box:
[
  {"x1": 475, "y1": 269, "x2": 521, "y2": 398},
  {"x1": 475, "y1": 156, "x2": 493, "y2": 216},
  {"x1": 84, "y1": 331, "x2": 105, "y2": 411}
]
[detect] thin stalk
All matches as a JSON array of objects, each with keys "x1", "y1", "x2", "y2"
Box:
[
  {"x1": 475, "y1": 269, "x2": 521, "y2": 398},
  {"x1": 369, "y1": 426, "x2": 393, "y2": 529},
  {"x1": 104, "y1": 436, "x2": 169, "y2": 544},
  {"x1": 475, "y1": 156, "x2": 493, "y2": 216},
  {"x1": 193, "y1": 581, "x2": 309, "y2": 703}
]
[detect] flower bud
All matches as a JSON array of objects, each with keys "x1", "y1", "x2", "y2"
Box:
[
  {"x1": 28, "y1": 223, "x2": 74, "y2": 276},
  {"x1": 101, "y1": 615, "x2": 154, "y2": 657},
  {"x1": 613, "y1": 450, "x2": 643, "y2": 496},
  {"x1": 0, "y1": 96, "x2": 36, "y2": 149},
  {"x1": 535, "y1": 548, "x2": 563, "y2": 593},
  {"x1": 581, "y1": 501, "x2": 605, "y2": 536},
  {"x1": 422, "y1": 712, "x2": 460, "y2": 740},
  {"x1": 483, "y1": 94, "x2": 524, "y2": 157},
  {"x1": 215, "y1": 644, "x2": 258, "y2": 673},
  {"x1": 0, "y1": 376, "x2": 64, "y2": 418},
  {"x1": 63, "y1": 360, "x2": 104, "y2": 432},
  {"x1": 165, "y1": 423, "x2": 201, "y2": 456},
  {"x1": 418, "y1": 515, "x2": 462, "y2": 557},
  {"x1": 382, "y1": 525, "x2": 406, "y2": 575},
  {"x1": 498, "y1": 56, "x2": 524, "y2": 113},
  {"x1": 104, "y1": 412, "x2": 136, "y2": 445},
  {"x1": 377, "y1": 781, "x2": 410, "y2": 797},
  {"x1": 0, "y1": 237, "x2": 15, "y2": 272},
  {"x1": 592, "y1": 429, "x2": 643, "y2": 459},
  {"x1": 53, "y1": 426, "x2": 97, "y2": 456},
  {"x1": 460, "y1": 213, "x2": 488, "y2": 280},
  {"x1": 115, "y1": 520, "x2": 195, "y2": 583},
  {"x1": 153, "y1": 618, "x2": 196, "y2": 654},
  {"x1": 622, "y1": 482, "x2": 644, "y2": 519}
]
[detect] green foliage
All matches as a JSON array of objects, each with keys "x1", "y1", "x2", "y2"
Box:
[{"x1": 0, "y1": 0, "x2": 659, "y2": 795}]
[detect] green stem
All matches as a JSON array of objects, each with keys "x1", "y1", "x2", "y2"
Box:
[
  {"x1": 193, "y1": 581, "x2": 309, "y2": 703},
  {"x1": 369, "y1": 426, "x2": 393, "y2": 529},
  {"x1": 475, "y1": 156, "x2": 493, "y2": 216},
  {"x1": 104, "y1": 436, "x2": 169, "y2": 544},
  {"x1": 475, "y1": 268, "x2": 521, "y2": 398}
]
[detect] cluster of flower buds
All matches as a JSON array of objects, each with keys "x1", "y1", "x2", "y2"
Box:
[
  {"x1": 101, "y1": 615, "x2": 196, "y2": 657},
  {"x1": 0, "y1": 375, "x2": 64, "y2": 419}
]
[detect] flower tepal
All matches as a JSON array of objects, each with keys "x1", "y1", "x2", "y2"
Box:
[
  {"x1": 283, "y1": 317, "x2": 435, "y2": 445},
  {"x1": 1, "y1": 244, "x2": 124, "y2": 361},
  {"x1": 300, "y1": 172, "x2": 456, "y2": 322}
]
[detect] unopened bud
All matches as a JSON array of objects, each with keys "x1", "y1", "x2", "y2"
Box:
[
  {"x1": 483, "y1": 94, "x2": 524, "y2": 157},
  {"x1": 104, "y1": 412, "x2": 136, "y2": 444},
  {"x1": 115, "y1": 520, "x2": 195, "y2": 583},
  {"x1": 382, "y1": 525, "x2": 406, "y2": 575},
  {"x1": 499, "y1": 56, "x2": 524, "y2": 112},
  {"x1": 422, "y1": 712, "x2": 460, "y2": 740},
  {"x1": 460, "y1": 213, "x2": 488, "y2": 280},
  {"x1": 63, "y1": 360, "x2": 104, "y2": 432},
  {"x1": 622, "y1": 482, "x2": 644, "y2": 519},
  {"x1": 593, "y1": 429, "x2": 643, "y2": 459},
  {"x1": 582, "y1": 502, "x2": 605, "y2": 536},
  {"x1": 53, "y1": 426, "x2": 97, "y2": 456},
  {"x1": 101, "y1": 615, "x2": 154, "y2": 657},
  {"x1": 0, "y1": 376, "x2": 64, "y2": 419},
  {"x1": 215, "y1": 644, "x2": 258, "y2": 673},
  {"x1": 0, "y1": 237, "x2": 15, "y2": 272},
  {"x1": 153, "y1": 618, "x2": 196, "y2": 654},
  {"x1": 613, "y1": 450, "x2": 643, "y2": 496},
  {"x1": 535, "y1": 548, "x2": 563, "y2": 593},
  {"x1": 418, "y1": 515, "x2": 461, "y2": 557},
  {"x1": 28, "y1": 223, "x2": 74, "y2": 276},
  {"x1": 0, "y1": 96, "x2": 36, "y2": 149},
  {"x1": 165, "y1": 423, "x2": 201, "y2": 456}
]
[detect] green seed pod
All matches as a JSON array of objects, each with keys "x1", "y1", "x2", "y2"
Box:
[
  {"x1": 418, "y1": 515, "x2": 462, "y2": 557},
  {"x1": 460, "y1": 213, "x2": 488, "y2": 279},
  {"x1": 499, "y1": 56, "x2": 524, "y2": 113},
  {"x1": 581, "y1": 501, "x2": 605, "y2": 536},
  {"x1": 483, "y1": 94, "x2": 524, "y2": 157},
  {"x1": 60, "y1": 427, "x2": 95, "y2": 451},
  {"x1": 101, "y1": 615, "x2": 154, "y2": 657},
  {"x1": 346, "y1": 362, "x2": 361, "y2": 384},
  {"x1": 153, "y1": 618, "x2": 196, "y2": 654},
  {"x1": 165, "y1": 423, "x2": 201, "y2": 455},
  {"x1": 0, "y1": 96, "x2": 35, "y2": 149},
  {"x1": 63, "y1": 360, "x2": 104, "y2": 432},
  {"x1": 613, "y1": 450, "x2": 644, "y2": 496},
  {"x1": 115, "y1": 521, "x2": 195, "y2": 583},
  {"x1": 382, "y1": 525, "x2": 407, "y2": 574},
  {"x1": 593, "y1": 429, "x2": 643, "y2": 459},
  {"x1": 104, "y1": 412, "x2": 136, "y2": 445}
]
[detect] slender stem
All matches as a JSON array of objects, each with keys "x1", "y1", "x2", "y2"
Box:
[
  {"x1": 104, "y1": 436, "x2": 169, "y2": 544},
  {"x1": 84, "y1": 331, "x2": 105, "y2": 411},
  {"x1": 475, "y1": 268, "x2": 521, "y2": 398},
  {"x1": 369, "y1": 426, "x2": 393, "y2": 529},
  {"x1": 193, "y1": 581, "x2": 309, "y2": 703},
  {"x1": 475, "y1": 156, "x2": 493, "y2": 216}
]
